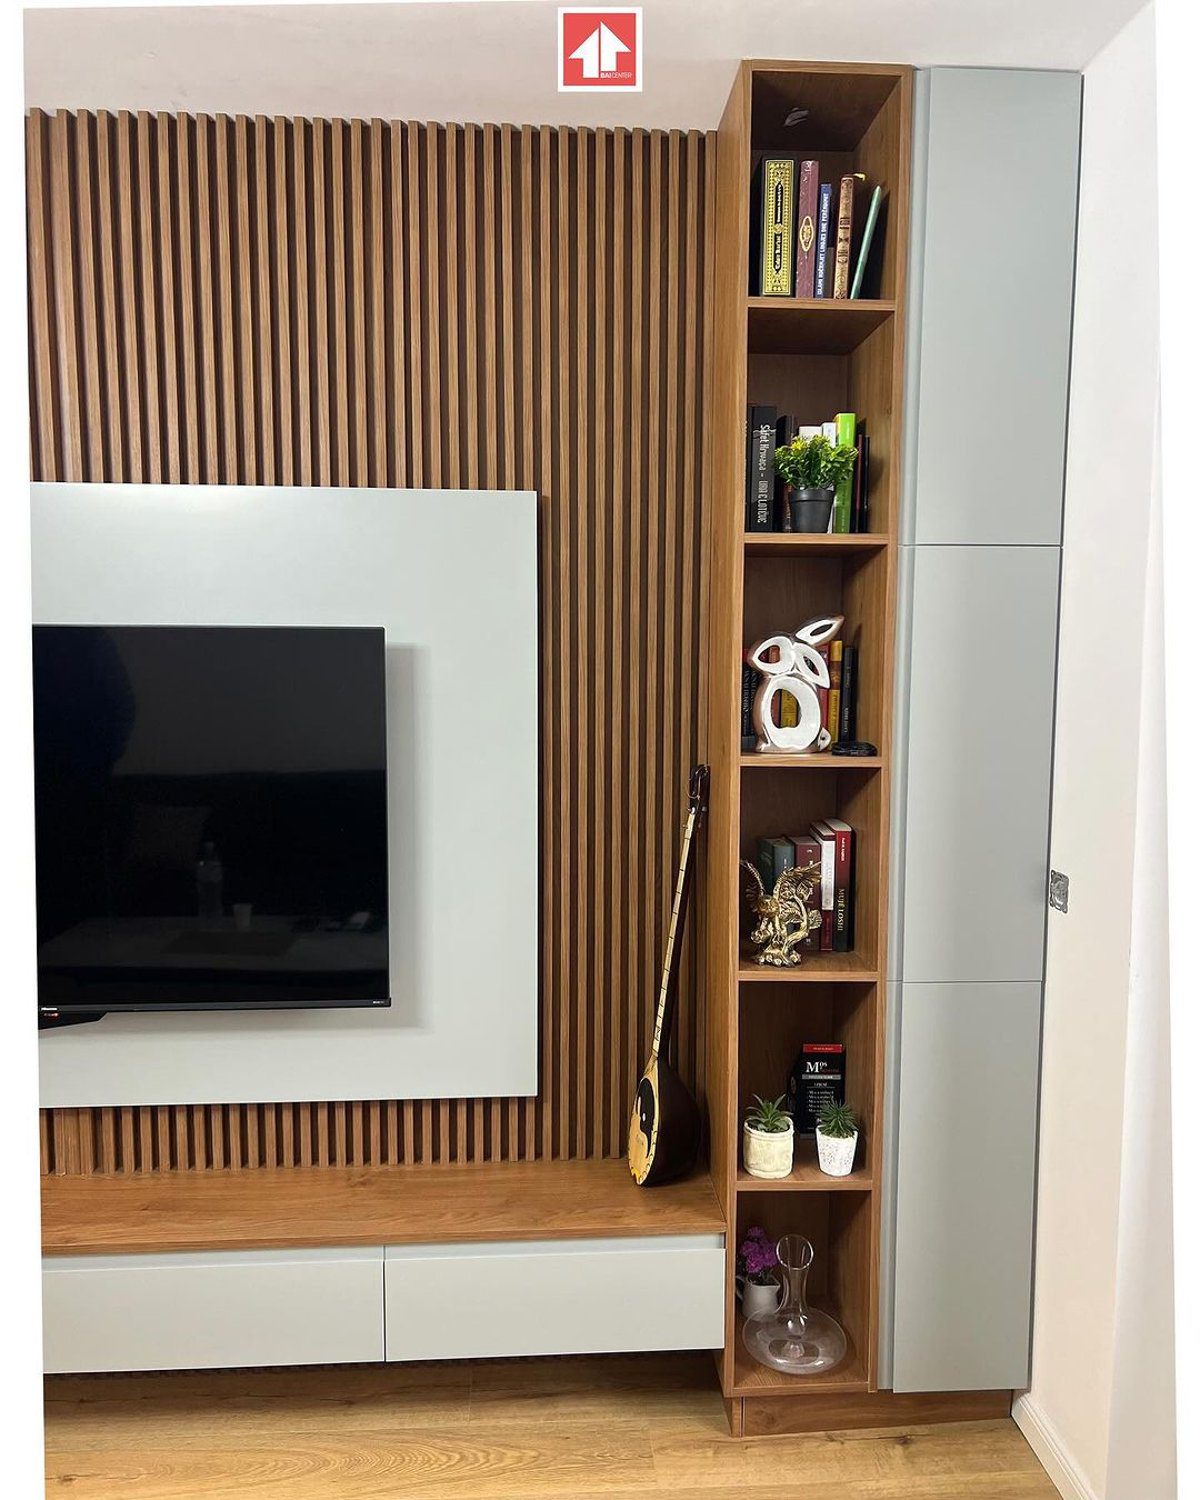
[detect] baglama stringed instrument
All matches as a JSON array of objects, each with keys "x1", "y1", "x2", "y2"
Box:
[{"x1": 627, "y1": 764, "x2": 708, "y2": 1187}]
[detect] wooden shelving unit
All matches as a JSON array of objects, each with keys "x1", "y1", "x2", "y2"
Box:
[{"x1": 703, "y1": 60, "x2": 912, "y2": 1416}]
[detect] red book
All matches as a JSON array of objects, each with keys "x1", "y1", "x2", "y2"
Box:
[
  {"x1": 813, "y1": 817, "x2": 854, "y2": 953},
  {"x1": 793, "y1": 160, "x2": 820, "y2": 298},
  {"x1": 789, "y1": 835, "x2": 824, "y2": 949}
]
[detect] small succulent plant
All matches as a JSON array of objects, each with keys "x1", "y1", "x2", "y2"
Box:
[
  {"x1": 816, "y1": 1102, "x2": 859, "y2": 1139},
  {"x1": 745, "y1": 1094, "x2": 792, "y2": 1134}
]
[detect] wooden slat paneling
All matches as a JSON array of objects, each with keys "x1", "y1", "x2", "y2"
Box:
[{"x1": 29, "y1": 108, "x2": 712, "y2": 1175}]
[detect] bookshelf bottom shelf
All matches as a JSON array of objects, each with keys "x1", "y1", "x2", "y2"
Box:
[{"x1": 731, "y1": 1306, "x2": 868, "y2": 1397}]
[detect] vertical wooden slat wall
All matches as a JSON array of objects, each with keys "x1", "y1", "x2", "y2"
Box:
[{"x1": 28, "y1": 108, "x2": 714, "y2": 1176}]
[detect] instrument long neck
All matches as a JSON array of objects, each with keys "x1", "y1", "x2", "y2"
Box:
[{"x1": 650, "y1": 804, "x2": 699, "y2": 1062}]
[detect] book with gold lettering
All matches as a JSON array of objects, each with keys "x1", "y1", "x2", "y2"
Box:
[
  {"x1": 832, "y1": 172, "x2": 867, "y2": 299},
  {"x1": 750, "y1": 155, "x2": 797, "y2": 296}
]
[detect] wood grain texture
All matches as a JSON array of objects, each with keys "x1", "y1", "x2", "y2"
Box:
[
  {"x1": 43, "y1": 1355, "x2": 1055, "y2": 1498},
  {"x1": 27, "y1": 108, "x2": 713, "y2": 1176},
  {"x1": 705, "y1": 63, "x2": 912, "y2": 1399},
  {"x1": 41, "y1": 1158, "x2": 723, "y2": 1255}
]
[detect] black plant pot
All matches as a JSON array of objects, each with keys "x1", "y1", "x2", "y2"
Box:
[{"x1": 788, "y1": 487, "x2": 835, "y2": 533}]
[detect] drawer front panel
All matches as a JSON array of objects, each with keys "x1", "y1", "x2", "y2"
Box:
[
  {"x1": 43, "y1": 1248, "x2": 384, "y2": 1373},
  {"x1": 385, "y1": 1234, "x2": 726, "y2": 1362}
]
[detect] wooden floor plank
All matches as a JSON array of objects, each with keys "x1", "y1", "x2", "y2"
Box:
[{"x1": 44, "y1": 1355, "x2": 1057, "y2": 1500}]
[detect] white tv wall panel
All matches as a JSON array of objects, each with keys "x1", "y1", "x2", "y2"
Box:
[{"x1": 34, "y1": 484, "x2": 538, "y2": 1106}]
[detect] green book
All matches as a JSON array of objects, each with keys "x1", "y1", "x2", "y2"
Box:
[
  {"x1": 849, "y1": 185, "x2": 884, "y2": 299},
  {"x1": 833, "y1": 412, "x2": 857, "y2": 533}
]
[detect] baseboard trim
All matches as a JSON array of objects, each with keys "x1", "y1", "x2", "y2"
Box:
[
  {"x1": 1011, "y1": 1392, "x2": 1100, "y2": 1500},
  {"x1": 738, "y1": 1386, "x2": 1011, "y2": 1438}
]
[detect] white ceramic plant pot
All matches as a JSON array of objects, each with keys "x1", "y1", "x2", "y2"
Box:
[
  {"x1": 739, "y1": 1278, "x2": 782, "y2": 1319},
  {"x1": 816, "y1": 1127, "x2": 859, "y2": 1177},
  {"x1": 742, "y1": 1121, "x2": 794, "y2": 1179}
]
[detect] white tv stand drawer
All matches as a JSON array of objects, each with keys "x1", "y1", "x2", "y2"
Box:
[
  {"x1": 43, "y1": 1247, "x2": 385, "y2": 1374},
  {"x1": 384, "y1": 1234, "x2": 726, "y2": 1361}
]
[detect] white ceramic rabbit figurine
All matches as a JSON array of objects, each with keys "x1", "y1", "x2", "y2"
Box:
[{"x1": 748, "y1": 614, "x2": 845, "y2": 754}]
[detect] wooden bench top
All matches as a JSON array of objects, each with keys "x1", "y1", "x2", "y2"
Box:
[{"x1": 42, "y1": 1157, "x2": 725, "y2": 1256}]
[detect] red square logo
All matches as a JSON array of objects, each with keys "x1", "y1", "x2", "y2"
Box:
[{"x1": 559, "y1": 8, "x2": 642, "y2": 92}]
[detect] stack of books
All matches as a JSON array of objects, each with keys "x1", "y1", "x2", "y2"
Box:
[
  {"x1": 750, "y1": 158, "x2": 885, "y2": 300},
  {"x1": 741, "y1": 635, "x2": 859, "y2": 750},
  {"x1": 755, "y1": 821, "x2": 856, "y2": 953},
  {"x1": 746, "y1": 405, "x2": 870, "y2": 533}
]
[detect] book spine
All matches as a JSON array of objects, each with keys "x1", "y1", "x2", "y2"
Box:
[
  {"x1": 789, "y1": 836, "x2": 823, "y2": 949},
  {"x1": 832, "y1": 173, "x2": 862, "y2": 300},
  {"x1": 793, "y1": 160, "x2": 819, "y2": 298},
  {"x1": 850, "y1": 421, "x2": 866, "y2": 532},
  {"x1": 826, "y1": 639, "x2": 843, "y2": 743},
  {"x1": 774, "y1": 413, "x2": 795, "y2": 531},
  {"x1": 756, "y1": 156, "x2": 797, "y2": 297},
  {"x1": 811, "y1": 823, "x2": 835, "y2": 952},
  {"x1": 778, "y1": 690, "x2": 798, "y2": 730},
  {"x1": 813, "y1": 184, "x2": 833, "y2": 297},
  {"x1": 830, "y1": 823, "x2": 853, "y2": 953},
  {"x1": 833, "y1": 411, "x2": 857, "y2": 533},
  {"x1": 741, "y1": 654, "x2": 756, "y2": 751},
  {"x1": 858, "y1": 432, "x2": 871, "y2": 532},
  {"x1": 838, "y1": 645, "x2": 857, "y2": 743},
  {"x1": 816, "y1": 643, "x2": 830, "y2": 728},
  {"x1": 849, "y1": 184, "x2": 883, "y2": 299},
  {"x1": 744, "y1": 407, "x2": 753, "y2": 530},
  {"x1": 747, "y1": 405, "x2": 776, "y2": 532}
]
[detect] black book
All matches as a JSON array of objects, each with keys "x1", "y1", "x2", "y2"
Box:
[
  {"x1": 856, "y1": 430, "x2": 871, "y2": 533},
  {"x1": 746, "y1": 404, "x2": 777, "y2": 532},
  {"x1": 741, "y1": 656, "x2": 757, "y2": 751},
  {"x1": 838, "y1": 644, "x2": 857, "y2": 743},
  {"x1": 787, "y1": 1042, "x2": 847, "y2": 1137},
  {"x1": 774, "y1": 413, "x2": 795, "y2": 532}
]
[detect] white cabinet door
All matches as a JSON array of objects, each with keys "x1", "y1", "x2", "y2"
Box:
[
  {"x1": 900, "y1": 544, "x2": 1060, "y2": 984},
  {"x1": 908, "y1": 69, "x2": 1080, "y2": 546},
  {"x1": 43, "y1": 1247, "x2": 384, "y2": 1373},
  {"x1": 385, "y1": 1234, "x2": 726, "y2": 1361},
  {"x1": 891, "y1": 982, "x2": 1041, "y2": 1391}
]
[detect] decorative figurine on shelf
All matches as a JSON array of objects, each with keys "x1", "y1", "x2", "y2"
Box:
[
  {"x1": 748, "y1": 614, "x2": 844, "y2": 754},
  {"x1": 740, "y1": 859, "x2": 822, "y2": 966}
]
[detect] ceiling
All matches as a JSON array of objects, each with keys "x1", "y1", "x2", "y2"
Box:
[{"x1": 24, "y1": 0, "x2": 1147, "y2": 128}]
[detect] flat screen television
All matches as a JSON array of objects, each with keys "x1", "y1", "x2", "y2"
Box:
[{"x1": 33, "y1": 624, "x2": 390, "y2": 1022}]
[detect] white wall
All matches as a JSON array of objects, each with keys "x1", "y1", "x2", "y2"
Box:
[
  {"x1": 23, "y1": 0, "x2": 1145, "y2": 129},
  {"x1": 1014, "y1": 8, "x2": 1174, "y2": 1498}
]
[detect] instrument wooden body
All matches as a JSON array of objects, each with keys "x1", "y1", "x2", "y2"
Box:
[{"x1": 627, "y1": 765, "x2": 708, "y2": 1187}]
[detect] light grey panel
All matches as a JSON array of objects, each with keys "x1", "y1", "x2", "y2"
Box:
[
  {"x1": 385, "y1": 1236, "x2": 726, "y2": 1361},
  {"x1": 34, "y1": 482, "x2": 538, "y2": 1106},
  {"x1": 910, "y1": 69, "x2": 1080, "y2": 545},
  {"x1": 43, "y1": 1247, "x2": 385, "y2": 1373},
  {"x1": 892, "y1": 981, "x2": 1040, "y2": 1392},
  {"x1": 901, "y1": 545, "x2": 1058, "y2": 983}
]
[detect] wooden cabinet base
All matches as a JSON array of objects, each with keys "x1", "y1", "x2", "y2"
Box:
[{"x1": 735, "y1": 1387, "x2": 1012, "y2": 1437}]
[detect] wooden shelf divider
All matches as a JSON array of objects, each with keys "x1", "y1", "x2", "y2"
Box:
[{"x1": 704, "y1": 59, "x2": 912, "y2": 1412}]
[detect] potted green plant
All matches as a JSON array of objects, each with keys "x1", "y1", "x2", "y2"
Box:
[
  {"x1": 815, "y1": 1102, "x2": 859, "y2": 1177},
  {"x1": 742, "y1": 1094, "x2": 794, "y2": 1179},
  {"x1": 773, "y1": 433, "x2": 858, "y2": 533}
]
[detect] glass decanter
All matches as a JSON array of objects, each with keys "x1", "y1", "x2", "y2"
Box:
[{"x1": 741, "y1": 1233, "x2": 848, "y2": 1375}]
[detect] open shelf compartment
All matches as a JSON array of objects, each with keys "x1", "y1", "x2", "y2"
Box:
[{"x1": 732, "y1": 1188, "x2": 873, "y2": 1395}]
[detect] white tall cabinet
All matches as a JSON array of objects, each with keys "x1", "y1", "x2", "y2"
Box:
[{"x1": 882, "y1": 67, "x2": 1082, "y2": 1391}]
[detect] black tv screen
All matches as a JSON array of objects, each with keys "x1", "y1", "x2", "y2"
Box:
[{"x1": 33, "y1": 625, "x2": 390, "y2": 1017}]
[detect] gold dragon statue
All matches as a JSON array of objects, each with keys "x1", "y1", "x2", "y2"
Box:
[{"x1": 740, "y1": 860, "x2": 823, "y2": 966}]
